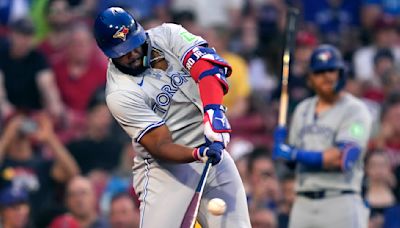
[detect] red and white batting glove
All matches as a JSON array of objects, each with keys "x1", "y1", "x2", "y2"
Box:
[
  {"x1": 193, "y1": 142, "x2": 224, "y2": 166},
  {"x1": 203, "y1": 104, "x2": 231, "y2": 148}
]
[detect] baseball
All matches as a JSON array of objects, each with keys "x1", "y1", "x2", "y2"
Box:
[{"x1": 207, "y1": 198, "x2": 226, "y2": 216}]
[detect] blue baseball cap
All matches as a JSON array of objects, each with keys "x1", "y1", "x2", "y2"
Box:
[{"x1": 0, "y1": 186, "x2": 29, "y2": 207}]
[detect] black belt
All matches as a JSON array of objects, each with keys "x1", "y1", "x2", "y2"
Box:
[{"x1": 297, "y1": 190, "x2": 356, "y2": 199}]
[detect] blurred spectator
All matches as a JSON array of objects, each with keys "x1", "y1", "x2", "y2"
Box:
[
  {"x1": 250, "y1": 207, "x2": 277, "y2": 228},
  {"x1": 353, "y1": 16, "x2": 400, "y2": 82},
  {"x1": 0, "y1": 0, "x2": 30, "y2": 26},
  {"x1": 362, "y1": 48, "x2": 395, "y2": 103},
  {"x1": 384, "y1": 205, "x2": 400, "y2": 228},
  {"x1": 172, "y1": 10, "x2": 202, "y2": 36},
  {"x1": 253, "y1": 0, "x2": 287, "y2": 43},
  {"x1": 64, "y1": 176, "x2": 109, "y2": 228},
  {"x1": 235, "y1": 16, "x2": 259, "y2": 59},
  {"x1": 203, "y1": 25, "x2": 251, "y2": 119},
  {"x1": 0, "y1": 17, "x2": 64, "y2": 120},
  {"x1": 51, "y1": 23, "x2": 107, "y2": 141},
  {"x1": 365, "y1": 152, "x2": 396, "y2": 226},
  {"x1": 382, "y1": 67, "x2": 400, "y2": 99},
  {"x1": 301, "y1": 0, "x2": 362, "y2": 44},
  {"x1": 247, "y1": 148, "x2": 280, "y2": 211},
  {"x1": 67, "y1": 91, "x2": 123, "y2": 175},
  {"x1": 109, "y1": 192, "x2": 140, "y2": 228},
  {"x1": 0, "y1": 113, "x2": 79, "y2": 226},
  {"x1": 0, "y1": 186, "x2": 31, "y2": 228},
  {"x1": 97, "y1": 0, "x2": 169, "y2": 22},
  {"x1": 140, "y1": 17, "x2": 163, "y2": 30},
  {"x1": 37, "y1": 0, "x2": 74, "y2": 62},
  {"x1": 52, "y1": 23, "x2": 106, "y2": 113},
  {"x1": 371, "y1": 93, "x2": 400, "y2": 168},
  {"x1": 362, "y1": 0, "x2": 400, "y2": 25},
  {"x1": 277, "y1": 173, "x2": 295, "y2": 228},
  {"x1": 49, "y1": 214, "x2": 80, "y2": 228},
  {"x1": 171, "y1": 0, "x2": 244, "y2": 30}
]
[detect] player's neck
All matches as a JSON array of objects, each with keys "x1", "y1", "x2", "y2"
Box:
[
  {"x1": 315, "y1": 92, "x2": 343, "y2": 112},
  {"x1": 151, "y1": 50, "x2": 168, "y2": 71}
]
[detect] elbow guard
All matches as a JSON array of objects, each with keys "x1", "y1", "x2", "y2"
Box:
[
  {"x1": 337, "y1": 142, "x2": 362, "y2": 171},
  {"x1": 182, "y1": 46, "x2": 231, "y2": 94}
]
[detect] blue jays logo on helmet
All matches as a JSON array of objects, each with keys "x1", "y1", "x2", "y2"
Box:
[
  {"x1": 93, "y1": 7, "x2": 147, "y2": 58},
  {"x1": 113, "y1": 26, "x2": 129, "y2": 41},
  {"x1": 317, "y1": 51, "x2": 332, "y2": 63}
]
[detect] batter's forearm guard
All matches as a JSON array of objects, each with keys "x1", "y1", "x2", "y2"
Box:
[{"x1": 182, "y1": 46, "x2": 231, "y2": 94}]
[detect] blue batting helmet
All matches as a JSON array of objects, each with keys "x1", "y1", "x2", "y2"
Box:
[
  {"x1": 94, "y1": 7, "x2": 147, "y2": 58},
  {"x1": 309, "y1": 44, "x2": 346, "y2": 92}
]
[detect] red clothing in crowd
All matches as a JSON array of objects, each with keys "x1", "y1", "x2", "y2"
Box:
[{"x1": 52, "y1": 55, "x2": 107, "y2": 112}]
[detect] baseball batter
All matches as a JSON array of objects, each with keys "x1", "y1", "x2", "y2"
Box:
[
  {"x1": 273, "y1": 45, "x2": 372, "y2": 228},
  {"x1": 93, "y1": 7, "x2": 250, "y2": 228}
]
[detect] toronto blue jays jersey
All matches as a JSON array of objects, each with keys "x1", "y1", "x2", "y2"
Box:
[
  {"x1": 289, "y1": 93, "x2": 372, "y2": 192},
  {"x1": 105, "y1": 23, "x2": 208, "y2": 159}
]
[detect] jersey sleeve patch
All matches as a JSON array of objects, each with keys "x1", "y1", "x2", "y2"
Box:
[
  {"x1": 179, "y1": 31, "x2": 197, "y2": 43},
  {"x1": 349, "y1": 122, "x2": 365, "y2": 139}
]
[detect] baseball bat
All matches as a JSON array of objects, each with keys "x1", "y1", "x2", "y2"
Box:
[
  {"x1": 278, "y1": 7, "x2": 299, "y2": 127},
  {"x1": 181, "y1": 159, "x2": 212, "y2": 228}
]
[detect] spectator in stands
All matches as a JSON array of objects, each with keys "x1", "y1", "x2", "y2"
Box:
[
  {"x1": 170, "y1": 0, "x2": 244, "y2": 30},
  {"x1": 109, "y1": 192, "x2": 140, "y2": 228},
  {"x1": 203, "y1": 25, "x2": 251, "y2": 119},
  {"x1": 353, "y1": 16, "x2": 400, "y2": 82},
  {"x1": 65, "y1": 176, "x2": 109, "y2": 228},
  {"x1": 52, "y1": 23, "x2": 106, "y2": 113},
  {"x1": 247, "y1": 148, "x2": 280, "y2": 211},
  {"x1": 0, "y1": 17, "x2": 64, "y2": 120},
  {"x1": 250, "y1": 207, "x2": 277, "y2": 228},
  {"x1": 300, "y1": 0, "x2": 362, "y2": 44},
  {"x1": 0, "y1": 186, "x2": 31, "y2": 228},
  {"x1": 277, "y1": 173, "x2": 295, "y2": 228},
  {"x1": 371, "y1": 93, "x2": 400, "y2": 168},
  {"x1": 0, "y1": 112, "x2": 79, "y2": 226},
  {"x1": 51, "y1": 23, "x2": 107, "y2": 141},
  {"x1": 172, "y1": 11, "x2": 202, "y2": 36},
  {"x1": 38, "y1": 0, "x2": 74, "y2": 63},
  {"x1": 49, "y1": 214, "x2": 80, "y2": 228},
  {"x1": 382, "y1": 67, "x2": 400, "y2": 99},
  {"x1": 0, "y1": 0, "x2": 30, "y2": 26},
  {"x1": 236, "y1": 16, "x2": 259, "y2": 60},
  {"x1": 97, "y1": 0, "x2": 169, "y2": 22},
  {"x1": 362, "y1": 48, "x2": 395, "y2": 103},
  {"x1": 365, "y1": 152, "x2": 396, "y2": 228},
  {"x1": 67, "y1": 90, "x2": 123, "y2": 175}
]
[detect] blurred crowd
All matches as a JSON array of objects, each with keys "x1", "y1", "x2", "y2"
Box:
[{"x1": 0, "y1": 0, "x2": 400, "y2": 227}]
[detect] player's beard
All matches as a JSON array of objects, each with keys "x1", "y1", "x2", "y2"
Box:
[
  {"x1": 113, "y1": 59, "x2": 148, "y2": 76},
  {"x1": 112, "y1": 43, "x2": 149, "y2": 76}
]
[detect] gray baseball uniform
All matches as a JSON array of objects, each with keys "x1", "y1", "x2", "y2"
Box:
[
  {"x1": 105, "y1": 23, "x2": 250, "y2": 228},
  {"x1": 288, "y1": 93, "x2": 372, "y2": 228}
]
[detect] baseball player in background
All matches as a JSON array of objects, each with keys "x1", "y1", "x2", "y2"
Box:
[
  {"x1": 273, "y1": 44, "x2": 372, "y2": 228},
  {"x1": 93, "y1": 7, "x2": 251, "y2": 228}
]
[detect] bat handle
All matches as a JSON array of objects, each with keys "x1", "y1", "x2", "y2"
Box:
[{"x1": 181, "y1": 159, "x2": 213, "y2": 228}]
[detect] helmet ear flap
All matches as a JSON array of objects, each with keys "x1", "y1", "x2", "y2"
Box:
[{"x1": 334, "y1": 69, "x2": 346, "y2": 92}]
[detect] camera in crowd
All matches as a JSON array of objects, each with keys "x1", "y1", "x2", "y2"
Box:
[{"x1": 19, "y1": 118, "x2": 38, "y2": 135}]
